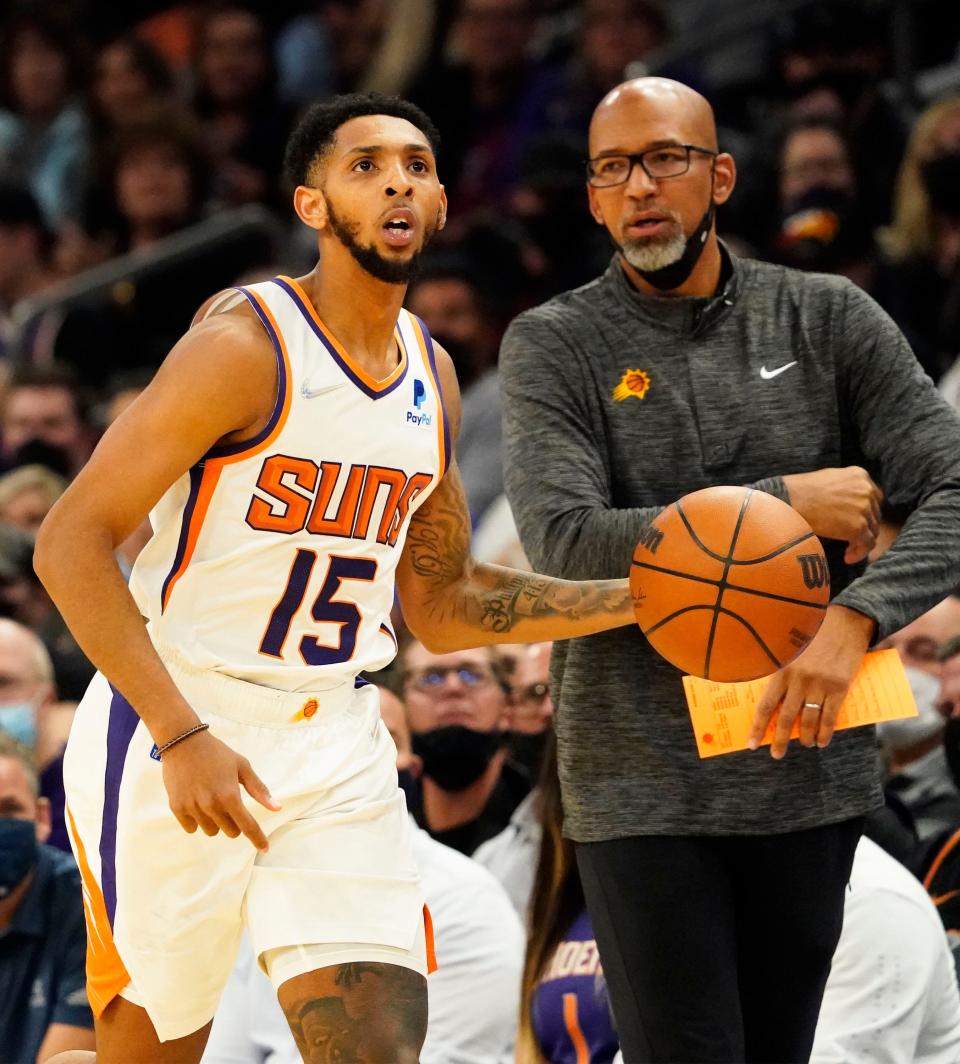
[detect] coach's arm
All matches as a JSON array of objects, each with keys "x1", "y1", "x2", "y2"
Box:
[{"x1": 395, "y1": 343, "x2": 634, "y2": 652}]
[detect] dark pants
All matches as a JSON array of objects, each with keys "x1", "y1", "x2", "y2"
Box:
[{"x1": 575, "y1": 818, "x2": 863, "y2": 1063}]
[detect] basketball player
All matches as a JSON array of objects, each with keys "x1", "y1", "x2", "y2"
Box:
[
  {"x1": 500, "y1": 78, "x2": 960, "y2": 1062},
  {"x1": 35, "y1": 94, "x2": 634, "y2": 1064}
]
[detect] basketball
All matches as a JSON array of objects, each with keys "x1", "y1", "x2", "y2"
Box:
[{"x1": 630, "y1": 486, "x2": 830, "y2": 682}]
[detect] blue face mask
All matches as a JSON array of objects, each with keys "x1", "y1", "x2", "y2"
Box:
[
  {"x1": 0, "y1": 818, "x2": 38, "y2": 899},
  {"x1": 0, "y1": 702, "x2": 37, "y2": 749}
]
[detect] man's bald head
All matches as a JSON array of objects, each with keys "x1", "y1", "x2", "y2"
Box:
[
  {"x1": 590, "y1": 77, "x2": 718, "y2": 154},
  {"x1": 585, "y1": 76, "x2": 736, "y2": 296}
]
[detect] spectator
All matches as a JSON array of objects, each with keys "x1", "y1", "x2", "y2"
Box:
[
  {"x1": 400, "y1": 638, "x2": 528, "y2": 854},
  {"x1": 0, "y1": 10, "x2": 90, "y2": 228},
  {"x1": 878, "y1": 594, "x2": 960, "y2": 842},
  {"x1": 0, "y1": 181, "x2": 56, "y2": 360},
  {"x1": 516, "y1": 736, "x2": 620, "y2": 1064},
  {"x1": 0, "y1": 464, "x2": 67, "y2": 534},
  {"x1": 506, "y1": 641, "x2": 554, "y2": 777},
  {"x1": 0, "y1": 733, "x2": 94, "y2": 1063},
  {"x1": 410, "y1": 0, "x2": 563, "y2": 218},
  {"x1": 773, "y1": 0, "x2": 907, "y2": 230},
  {"x1": 878, "y1": 96, "x2": 960, "y2": 382},
  {"x1": 407, "y1": 263, "x2": 504, "y2": 523},
  {"x1": 1, "y1": 364, "x2": 92, "y2": 478},
  {"x1": 545, "y1": 0, "x2": 670, "y2": 138},
  {"x1": 89, "y1": 35, "x2": 175, "y2": 137},
  {"x1": 193, "y1": 4, "x2": 292, "y2": 208},
  {"x1": 811, "y1": 836, "x2": 960, "y2": 1064},
  {"x1": 474, "y1": 643, "x2": 553, "y2": 916},
  {"x1": 769, "y1": 118, "x2": 877, "y2": 292},
  {"x1": 202, "y1": 686, "x2": 525, "y2": 1064},
  {"x1": 0, "y1": 617, "x2": 72, "y2": 854}
]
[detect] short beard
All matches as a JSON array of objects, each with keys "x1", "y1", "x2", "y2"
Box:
[
  {"x1": 622, "y1": 226, "x2": 687, "y2": 272},
  {"x1": 325, "y1": 197, "x2": 435, "y2": 285}
]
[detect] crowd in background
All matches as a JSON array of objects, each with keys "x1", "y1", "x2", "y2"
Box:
[{"x1": 3, "y1": 0, "x2": 960, "y2": 1061}]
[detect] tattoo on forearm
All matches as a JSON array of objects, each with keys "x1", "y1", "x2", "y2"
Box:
[
  {"x1": 280, "y1": 961, "x2": 426, "y2": 1063},
  {"x1": 403, "y1": 466, "x2": 631, "y2": 637}
]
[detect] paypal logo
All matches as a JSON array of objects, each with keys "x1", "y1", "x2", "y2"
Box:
[
  {"x1": 406, "y1": 410, "x2": 432, "y2": 426},
  {"x1": 413, "y1": 379, "x2": 426, "y2": 409}
]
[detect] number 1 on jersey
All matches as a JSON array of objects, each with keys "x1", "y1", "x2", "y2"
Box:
[{"x1": 260, "y1": 551, "x2": 377, "y2": 665}]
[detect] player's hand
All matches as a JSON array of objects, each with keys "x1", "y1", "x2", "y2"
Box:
[
  {"x1": 782, "y1": 466, "x2": 883, "y2": 564},
  {"x1": 748, "y1": 605, "x2": 875, "y2": 758},
  {"x1": 161, "y1": 729, "x2": 281, "y2": 850}
]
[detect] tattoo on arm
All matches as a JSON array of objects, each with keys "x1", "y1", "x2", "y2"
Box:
[
  {"x1": 403, "y1": 468, "x2": 632, "y2": 637},
  {"x1": 280, "y1": 961, "x2": 427, "y2": 1063}
]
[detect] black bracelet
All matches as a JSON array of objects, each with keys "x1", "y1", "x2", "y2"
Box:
[{"x1": 156, "y1": 722, "x2": 210, "y2": 759}]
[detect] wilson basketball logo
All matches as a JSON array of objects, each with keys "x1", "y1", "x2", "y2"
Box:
[
  {"x1": 637, "y1": 524, "x2": 664, "y2": 554},
  {"x1": 797, "y1": 553, "x2": 828, "y2": 589},
  {"x1": 612, "y1": 368, "x2": 651, "y2": 401}
]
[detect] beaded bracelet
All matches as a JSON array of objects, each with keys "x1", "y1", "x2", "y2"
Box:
[{"x1": 156, "y1": 722, "x2": 210, "y2": 759}]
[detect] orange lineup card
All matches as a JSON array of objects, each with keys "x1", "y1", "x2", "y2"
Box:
[{"x1": 682, "y1": 648, "x2": 917, "y2": 759}]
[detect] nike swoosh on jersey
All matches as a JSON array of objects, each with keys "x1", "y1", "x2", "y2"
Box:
[
  {"x1": 759, "y1": 361, "x2": 798, "y2": 380},
  {"x1": 301, "y1": 379, "x2": 346, "y2": 399}
]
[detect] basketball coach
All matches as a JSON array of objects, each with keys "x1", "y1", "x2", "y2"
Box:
[{"x1": 499, "y1": 77, "x2": 960, "y2": 1063}]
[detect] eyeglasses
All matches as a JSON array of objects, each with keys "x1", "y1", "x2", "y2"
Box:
[
  {"x1": 586, "y1": 145, "x2": 718, "y2": 188},
  {"x1": 404, "y1": 665, "x2": 496, "y2": 692},
  {"x1": 511, "y1": 681, "x2": 549, "y2": 707}
]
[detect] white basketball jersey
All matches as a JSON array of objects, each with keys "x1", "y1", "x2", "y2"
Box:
[{"x1": 130, "y1": 276, "x2": 448, "y2": 693}]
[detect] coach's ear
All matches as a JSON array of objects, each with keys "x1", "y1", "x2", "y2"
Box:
[{"x1": 293, "y1": 185, "x2": 328, "y2": 231}]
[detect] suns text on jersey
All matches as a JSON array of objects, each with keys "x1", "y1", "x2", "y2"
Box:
[{"x1": 245, "y1": 454, "x2": 433, "y2": 546}]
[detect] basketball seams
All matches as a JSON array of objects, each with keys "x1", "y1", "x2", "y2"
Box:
[
  {"x1": 631, "y1": 560, "x2": 827, "y2": 611},
  {"x1": 644, "y1": 603, "x2": 716, "y2": 638},
  {"x1": 674, "y1": 500, "x2": 728, "y2": 563},
  {"x1": 704, "y1": 489, "x2": 753, "y2": 678},
  {"x1": 727, "y1": 530, "x2": 817, "y2": 566},
  {"x1": 715, "y1": 607, "x2": 783, "y2": 670}
]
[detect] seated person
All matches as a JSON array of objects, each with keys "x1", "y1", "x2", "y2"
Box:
[
  {"x1": 0, "y1": 733, "x2": 94, "y2": 1062},
  {"x1": 398, "y1": 638, "x2": 529, "y2": 855}
]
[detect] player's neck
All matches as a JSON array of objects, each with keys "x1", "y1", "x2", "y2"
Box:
[
  {"x1": 620, "y1": 230, "x2": 723, "y2": 299},
  {"x1": 420, "y1": 749, "x2": 507, "y2": 833},
  {"x1": 299, "y1": 257, "x2": 408, "y2": 376}
]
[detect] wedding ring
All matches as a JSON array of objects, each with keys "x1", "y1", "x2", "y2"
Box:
[{"x1": 803, "y1": 702, "x2": 822, "y2": 710}]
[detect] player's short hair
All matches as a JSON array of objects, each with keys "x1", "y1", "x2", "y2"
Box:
[{"x1": 283, "y1": 93, "x2": 441, "y2": 188}]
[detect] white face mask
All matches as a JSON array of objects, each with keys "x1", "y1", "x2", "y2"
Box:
[{"x1": 877, "y1": 666, "x2": 944, "y2": 752}]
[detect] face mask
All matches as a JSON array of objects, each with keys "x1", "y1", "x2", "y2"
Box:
[
  {"x1": 0, "y1": 701, "x2": 37, "y2": 750},
  {"x1": 633, "y1": 200, "x2": 715, "y2": 291},
  {"x1": 922, "y1": 153, "x2": 960, "y2": 219},
  {"x1": 877, "y1": 666, "x2": 944, "y2": 752},
  {"x1": 0, "y1": 818, "x2": 38, "y2": 899},
  {"x1": 397, "y1": 767, "x2": 420, "y2": 810},
  {"x1": 944, "y1": 716, "x2": 960, "y2": 791},
  {"x1": 777, "y1": 185, "x2": 870, "y2": 268},
  {"x1": 508, "y1": 730, "x2": 550, "y2": 777},
  {"x1": 411, "y1": 725, "x2": 502, "y2": 792}
]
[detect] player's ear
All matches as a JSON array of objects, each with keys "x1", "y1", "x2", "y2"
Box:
[
  {"x1": 437, "y1": 187, "x2": 448, "y2": 232},
  {"x1": 712, "y1": 153, "x2": 737, "y2": 206},
  {"x1": 293, "y1": 185, "x2": 328, "y2": 231}
]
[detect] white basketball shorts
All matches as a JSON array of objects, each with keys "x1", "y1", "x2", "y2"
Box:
[{"x1": 62, "y1": 643, "x2": 434, "y2": 1042}]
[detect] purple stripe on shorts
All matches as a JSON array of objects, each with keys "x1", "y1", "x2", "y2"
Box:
[{"x1": 100, "y1": 685, "x2": 140, "y2": 928}]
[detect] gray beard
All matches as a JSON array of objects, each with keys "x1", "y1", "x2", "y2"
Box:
[{"x1": 622, "y1": 229, "x2": 687, "y2": 272}]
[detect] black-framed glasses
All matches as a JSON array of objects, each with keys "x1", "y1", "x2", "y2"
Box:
[
  {"x1": 404, "y1": 665, "x2": 495, "y2": 692},
  {"x1": 586, "y1": 144, "x2": 718, "y2": 188}
]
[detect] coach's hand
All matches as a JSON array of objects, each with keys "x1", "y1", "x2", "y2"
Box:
[
  {"x1": 748, "y1": 605, "x2": 875, "y2": 758},
  {"x1": 782, "y1": 466, "x2": 883, "y2": 564},
  {"x1": 161, "y1": 729, "x2": 281, "y2": 851}
]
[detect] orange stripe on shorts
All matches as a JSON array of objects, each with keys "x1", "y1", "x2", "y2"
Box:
[
  {"x1": 563, "y1": 992, "x2": 591, "y2": 1064},
  {"x1": 66, "y1": 805, "x2": 130, "y2": 1017},
  {"x1": 423, "y1": 904, "x2": 438, "y2": 974}
]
